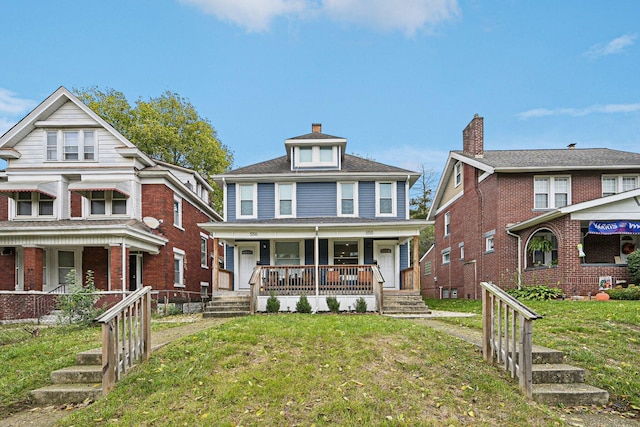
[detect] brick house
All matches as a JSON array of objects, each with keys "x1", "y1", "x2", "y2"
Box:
[
  {"x1": 200, "y1": 124, "x2": 429, "y2": 311},
  {"x1": 422, "y1": 114, "x2": 640, "y2": 299},
  {"x1": 0, "y1": 87, "x2": 222, "y2": 319}
]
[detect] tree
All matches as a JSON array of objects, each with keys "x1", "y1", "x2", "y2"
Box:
[
  {"x1": 410, "y1": 165, "x2": 438, "y2": 256},
  {"x1": 74, "y1": 87, "x2": 233, "y2": 211}
]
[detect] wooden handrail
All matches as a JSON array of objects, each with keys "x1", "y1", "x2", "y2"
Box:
[
  {"x1": 480, "y1": 281, "x2": 542, "y2": 399},
  {"x1": 96, "y1": 285, "x2": 152, "y2": 394}
]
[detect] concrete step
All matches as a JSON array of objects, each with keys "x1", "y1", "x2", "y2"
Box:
[
  {"x1": 205, "y1": 303, "x2": 250, "y2": 310},
  {"x1": 76, "y1": 348, "x2": 102, "y2": 365},
  {"x1": 30, "y1": 383, "x2": 103, "y2": 405},
  {"x1": 203, "y1": 310, "x2": 250, "y2": 318},
  {"x1": 532, "y1": 383, "x2": 609, "y2": 406},
  {"x1": 532, "y1": 364, "x2": 585, "y2": 384},
  {"x1": 50, "y1": 365, "x2": 102, "y2": 384}
]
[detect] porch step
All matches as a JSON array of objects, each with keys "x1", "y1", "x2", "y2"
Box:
[
  {"x1": 382, "y1": 293, "x2": 430, "y2": 316},
  {"x1": 30, "y1": 383, "x2": 103, "y2": 405},
  {"x1": 532, "y1": 364, "x2": 585, "y2": 384},
  {"x1": 203, "y1": 294, "x2": 251, "y2": 318},
  {"x1": 532, "y1": 383, "x2": 609, "y2": 406},
  {"x1": 50, "y1": 365, "x2": 103, "y2": 384}
]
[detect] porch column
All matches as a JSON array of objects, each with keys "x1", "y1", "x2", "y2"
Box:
[
  {"x1": 23, "y1": 247, "x2": 44, "y2": 292},
  {"x1": 413, "y1": 236, "x2": 420, "y2": 292},
  {"x1": 213, "y1": 238, "x2": 219, "y2": 291}
]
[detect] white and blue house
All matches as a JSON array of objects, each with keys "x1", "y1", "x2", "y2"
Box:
[{"x1": 200, "y1": 124, "x2": 429, "y2": 312}]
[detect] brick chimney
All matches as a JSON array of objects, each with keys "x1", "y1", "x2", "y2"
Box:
[
  {"x1": 462, "y1": 114, "x2": 484, "y2": 158},
  {"x1": 312, "y1": 123, "x2": 322, "y2": 133}
]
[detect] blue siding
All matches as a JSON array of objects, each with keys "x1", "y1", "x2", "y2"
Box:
[
  {"x1": 400, "y1": 242, "x2": 409, "y2": 270},
  {"x1": 359, "y1": 182, "x2": 375, "y2": 218},
  {"x1": 258, "y1": 183, "x2": 275, "y2": 219},
  {"x1": 396, "y1": 181, "x2": 406, "y2": 219},
  {"x1": 226, "y1": 246, "x2": 235, "y2": 275},
  {"x1": 297, "y1": 182, "x2": 336, "y2": 217},
  {"x1": 227, "y1": 184, "x2": 236, "y2": 221}
]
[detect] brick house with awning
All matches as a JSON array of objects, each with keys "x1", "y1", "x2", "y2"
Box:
[
  {"x1": 0, "y1": 87, "x2": 221, "y2": 317},
  {"x1": 422, "y1": 115, "x2": 640, "y2": 299}
]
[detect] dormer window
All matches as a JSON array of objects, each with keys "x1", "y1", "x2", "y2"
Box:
[
  {"x1": 294, "y1": 146, "x2": 338, "y2": 168},
  {"x1": 45, "y1": 130, "x2": 96, "y2": 161}
]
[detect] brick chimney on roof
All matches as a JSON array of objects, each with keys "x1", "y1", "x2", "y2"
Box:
[
  {"x1": 463, "y1": 114, "x2": 484, "y2": 158},
  {"x1": 312, "y1": 123, "x2": 322, "y2": 133}
]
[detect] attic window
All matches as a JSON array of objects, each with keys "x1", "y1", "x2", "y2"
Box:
[
  {"x1": 294, "y1": 146, "x2": 337, "y2": 167},
  {"x1": 45, "y1": 130, "x2": 96, "y2": 162}
]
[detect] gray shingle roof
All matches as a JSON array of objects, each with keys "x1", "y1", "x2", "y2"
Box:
[
  {"x1": 225, "y1": 217, "x2": 421, "y2": 225},
  {"x1": 224, "y1": 154, "x2": 417, "y2": 176},
  {"x1": 0, "y1": 218, "x2": 152, "y2": 233},
  {"x1": 288, "y1": 131, "x2": 344, "y2": 140},
  {"x1": 455, "y1": 148, "x2": 640, "y2": 169}
]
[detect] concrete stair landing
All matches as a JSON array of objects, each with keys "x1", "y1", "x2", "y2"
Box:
[
  {"x1": 203, "y1": 294, "x2": 251, "y2": 318},
  {"x1": 382, "y1": 291, "x2": 431, "y2": 316}
]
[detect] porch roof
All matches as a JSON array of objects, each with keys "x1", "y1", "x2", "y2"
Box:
[
  {"x1": 67, "y1": 181, "x2": 131, "y2": 197},
  {"x1": 506, "y1": 188, "x2": 640, "y2": 232},
  {"x1": 199, "y1": 217, "x2": 430, "y2": 244},
  {"x1": 0, "y1": 181, "x2": 58, "y2": 198},
  {"x1": 0, "y1": 219, "x2": 168, "y2": 253}
]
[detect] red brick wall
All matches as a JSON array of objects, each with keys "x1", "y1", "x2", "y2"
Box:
[
  {"x1": 0, "y1": 194, "x2": 8, "y2": 220},
  {"x1": 0, "y1": 293, "x2": 59, "y2": 321},
  {"x1": 83, "y1": 247, "x2": 110, "y2": 290},
  {"x1": 0, "y1": 251, "x2": 16, "y2": 290},
  {"x1": 70, "y1": 192, "x2": 82, "y2": 218},
  {"x1": 23, "y1": 247, "x2": 43, "y2": 291},
  {"x1": 141, "y1": 184, "x2": 213, "y2": 296}
]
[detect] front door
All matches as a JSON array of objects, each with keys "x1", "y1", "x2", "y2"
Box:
[
  {"x1": 375, "y1": 243, "x2": 396, "y2": 289},
  {"x1": 237, "y1": 244, "x2": 259, "y2": 291},
  {"x1": 129, "y1": 254, "x2": 143, "y2": 291}
]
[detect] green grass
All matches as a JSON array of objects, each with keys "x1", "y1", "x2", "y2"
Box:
[
  {"x1": 58, "y1": 315, "x2": 564, "y2": 426},
  {"x1": 425, "y1": 298, "x2": 640, "y2": 409},
  {"x1": 0, "y1": 314, "x2": 203, "y2": 417}
]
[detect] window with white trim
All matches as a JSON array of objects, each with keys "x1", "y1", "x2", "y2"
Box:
[
  {"x1": 602, "y1": 175, "x2": 639, "y2": 197},
  {"x1": 334, "y1": 241, "x2": 359, "y2": 265},
  {"x1": 376, "y1": 182, "x2": 396, "y2": 216},
  {"x1": 200, "y1": 234, "x2": 208, "y2": 267},
  {"x1": 454, "y1": 162, "x2": 463, "y2": 187},
  {"x1": 338, "y1": 182, "x2": 357, "y2": 216},
  {"x1": 45, "y1": 130, "x2": 97, "y2": 162},
  {"x1": 276, "y1": 183, "x2": 295, "y2": 217},
  {"x1": 295, "y1": 146, "x2": 337, "y2": 167},
  {"x1": 484, "y1": 230, "x2": 495, "y2": 253},
  {"x1": 15, "y1": 192, "x2": 54, "y2": 217},
  {"x1": 274, "y1": 241, "x2": 301, "y2": 265},
  {"x1": 173, "y1": 196, "x2": 183, "y2": 227},
  {"x1": 88, "y1": 191, "x2": 127, "y2": 216},
  {"x1": 173, "y1": 249, "x2": 185, "y2": 287},
  {"x1": 441, "y1": 248, "x2": 451, "y2": 265},
  {"x1": 534, "y1": 176, "x2": 570, "y2": 209},
  {"x1": 237, "y1": 183, "x2": 257, "y2": 218},
  {"x1": 459, "y1": 242, "x2": 465, "y2": 260},
  {"x1": 444, "y1": 212, "x2": 451, "y2": 236}
]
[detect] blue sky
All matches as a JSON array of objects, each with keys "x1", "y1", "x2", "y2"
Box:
[{"x1": 1, "y1": 1, "x2": 639, "y2": 175}]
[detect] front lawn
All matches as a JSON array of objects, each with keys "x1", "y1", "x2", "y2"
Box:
[
  {"x1": 425, "y1": 298, "x2": 640, "y2": 410},
  {"x1": 59, "y1": 315, "x2": 564, "y2": 426}
]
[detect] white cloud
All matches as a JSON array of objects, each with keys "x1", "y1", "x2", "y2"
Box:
[
  {"x1": 516, "y1": 103, "x2": 640, "y2": 120},
  {"x1": 0, "y1": 88, "x2": 35, "y2": 115},
  {"x1": 180, "y1": 0, "x2": 460, "y2": 34},
  {"x1": 584, "y1": 34, "x2": 637, "y2": 59}
]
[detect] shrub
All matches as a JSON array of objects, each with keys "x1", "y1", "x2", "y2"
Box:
[
  {"x1": 57, "y1": 270, "x2": 104, "y2": 326},
  {"x1": 507, "y1": 285, "x2": 563, "y2": 301},
  {"x1": 266, "y1": 292, "x2": 281, "y2": 313},
  {"x1": 354, "y1": 297, "x2": 367, "y2": 313},
  {"x1": 627, "y1": 250, "x2": 640, "y2": 285},
  {"x1": 606, "y1": 285, "x2": 640, "y2": 300},
  {"x1": 326, "y1": 296, "x2": 340, "y2": 313},
  {"x1": 296, "y1": 294, "x2": 312, "y2": 313}
]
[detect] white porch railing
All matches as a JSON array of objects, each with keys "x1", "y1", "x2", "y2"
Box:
[
  {"x1": 481, "y1": 281, "x2": 542, "y2": 398},
  {"x1": 96, "y1": 286, "x2": 152, "y2": 394}
]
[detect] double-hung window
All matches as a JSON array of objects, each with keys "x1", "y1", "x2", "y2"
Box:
[
  {"x1": 338, "y1": 182, "x2": 357, "y2": 216},
  {"x1": 45, "y1": 130, "x2": 98, "y2": 162},
  {"x1": 534, "y1": 176, "x2": 570, "y2": 209},
  {"x1": 15, "y1": 192, "x2": 54, "y2": 218},
  {"x1": 454, "y1": 162, "x2": 463, "y2": 187},
  {"x1": 200, "y1": 233, "x2": 208, "y2": 267},
  {"x1": 444, "y1": 212, "x2": 451, "y2": 236},
  {"x1": 376, "y1": 182, "x2": 395, "y2": 216},
  {"x1": 602, "y1": 175, "x2": 639, "y2": 196},
  {"x1": 441, "y1": 248, "x2": 451, "y2": 265},
  {"x1": 173, "y1": 196, "x2": 183, "y2": 227},
  {"x1": 89, "y1": 191, "x2": 128, "y2": 216},
  {"x1": 276, "y1": 183, "x2": 295, "y2": 217},
  {"x1": 237, "y1": 184, "x2": 257, "y2": 218},
  {"x1": 173, "y1": 248, "x2": 185, "y2": 287}
]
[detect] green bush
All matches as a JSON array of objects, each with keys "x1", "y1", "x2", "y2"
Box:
[
  {"x1": 266, "y1": 292, "x2": 281, "y2": 313},
  {"x1": 627, "y1": 250, "x2": 640, "y2": 285},
  {"x1": 354, "y1": 297, "x2": 367, "y2": 313},
  {"x1": 506, "y1": 285, "x2": 563, "y2": 301},
  {"x1": 606, "y1": 285, "x2": 640, "y2": 300},
  {"x1": 326, "y1": 296, "x2": 340, "y2": 313},
  {"x1": 57, "y1": 270, "x2": 104, "y2": 326},
  {"x1": 296, "y1": 294, "x2": 312, "y2": 313}
]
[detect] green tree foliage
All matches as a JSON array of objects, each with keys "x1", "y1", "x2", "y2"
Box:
[
  {"x1": 74, "y1": 87, "x2": 233, "y2": 211},
  {"x1": 627, "y1": 249, "x2": 640, "y2": 285},
  {"x1": 57, "y1": 270, "x2": 104, "y2": 326},
  {"x1": 410, "y1": 165, "x2": 438, "y2": 256}
]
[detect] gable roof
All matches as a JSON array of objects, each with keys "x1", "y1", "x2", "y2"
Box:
[
  {"x1": 288, "y1": 131, "x2": 345, "y2": 140},
  {"x1": 0, "y1": 86, "x2": 155, "y2": 167},
  {"x1": 215, "y1": 153, "x2": 420, "y2": 185}
]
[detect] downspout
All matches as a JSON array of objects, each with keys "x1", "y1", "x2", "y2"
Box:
[
  {"x1": 506, "y1": 229, "x2": 522, "y2": 289},
  {"x1": 314, "y1": 225, "x2": 319, "y2": 313},
  {"x1": 406, "y1": 175, "x2": 410, "y2": 220}
]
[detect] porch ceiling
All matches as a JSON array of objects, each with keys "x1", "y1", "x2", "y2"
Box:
[
  {"x1": 0, "y1": 219, "x2": 167, "y2": 253},
  {"x1": 199, "y1": 218, "x2": 429, "y2": 244}
]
